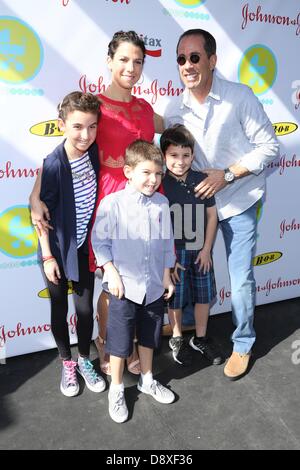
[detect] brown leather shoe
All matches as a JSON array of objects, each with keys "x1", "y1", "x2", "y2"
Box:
[{"x1": 224, "y1": 351, "x2": 251, "y2": 381}]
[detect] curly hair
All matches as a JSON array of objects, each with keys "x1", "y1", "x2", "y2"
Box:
[{"x1": 57, "y1": 91, "x2": 100, "y2": 121}]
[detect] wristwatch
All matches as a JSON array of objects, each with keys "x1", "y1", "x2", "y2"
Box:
[{"x1": 224, "y1": 168, "x2": 235, "y2": 184}]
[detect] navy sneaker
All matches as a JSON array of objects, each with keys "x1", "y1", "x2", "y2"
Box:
[
  {"x1": 189, "y1": 336, "x2": 223, "y2": 365},
  {"x1": 169, "y1": 336, "x2": 193, "y2": 366}
]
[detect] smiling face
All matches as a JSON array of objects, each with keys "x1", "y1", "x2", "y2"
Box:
[
  {"x1": 165, "y1": 144, "x2": 194, "y2": 180},
  {"x1": 124, "y1": 160, "x2": 163, "y2": 197},
  {"x1": 107, "y1": 41, "x2": 144, "y2": 91},
  {"x1": 177, "y1": 34, "x2": 217, "y2": 96},
  {"x1": 59, "y1": 110, "x2": 98, "y2": 159}
]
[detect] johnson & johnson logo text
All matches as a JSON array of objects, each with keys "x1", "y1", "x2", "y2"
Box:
[
  {"x1": 0, "y1": 313, "x2": 86, "y2": 348},
  {"x1": 219, "y1": 276, "x2": 300, "y2": 304},
  {"x1": 0, "y1": 161, "x2": 39, "y2": 180},
  {"x1": 0, "y1": 322, "x2": 51, "y2": 348},
  {"x1": 256, "y1": 277, "x2": 300, "y2": 296},
  {"x1": 241, "y1": 3, "x2": 300, "y2": 36},
  {"x1": 280, "y1": 218, "x2": 300, "y2": 238},
  {"x1": 267, "y1": 154, "x2": 300, "y2": 175},
  {"x1": 79, "y1": 75, "x2": 183, "y2": 105}
]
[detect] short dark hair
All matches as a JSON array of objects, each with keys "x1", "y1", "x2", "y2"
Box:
[
  {"x1": 58, "y1": 91, "x2": 100, "y2": 121},
  {"x1": 160, "y1": 124, "x2": 195, "y2": 155},
  {"x1": 125, "y1": 140, "x2": 164, "y2": 168},
  {"x1": 176, "y1": 29, "x2": 216, "y2": 58},
  {"x1": 108, "y1": 30, "x2": 146, "y2": 62}
]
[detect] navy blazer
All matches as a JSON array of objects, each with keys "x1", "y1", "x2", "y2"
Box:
[{"x1": 40, "y1": 140, "x2": 99, "y2": 281}]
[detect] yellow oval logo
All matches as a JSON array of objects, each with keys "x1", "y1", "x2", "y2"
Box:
[
  {"x1": 30, "y1": 120, "x2": 63, "y2": 137},
  {"x1": 38, "y1": 281, "x2": 74, "y2": 298},
  {"x1": 253, "y1": 251, "x2": 282, "y2": 266},
  {"x1": 272, "y1": 122, "x2": 298, "y2": 136}
]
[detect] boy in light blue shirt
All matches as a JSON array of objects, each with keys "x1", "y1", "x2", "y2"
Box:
[{"x1": 92, "y1": 140, "x2": 176, "y2": 423}]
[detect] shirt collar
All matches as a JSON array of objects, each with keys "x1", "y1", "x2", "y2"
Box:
[
  {"x1": 180, "y1": 73, "x2": 221, "y2": 109},
  {"x1": 208, "y1": 73, "x2": 221, "y2": 101},
  {"x1": 124, "y1": 182, "x2": 151, "y2": 204}
]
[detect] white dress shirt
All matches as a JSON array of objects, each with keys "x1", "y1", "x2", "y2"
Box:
[{"x1": 165, "y1": 74, "x2": 279, "y2": 220}]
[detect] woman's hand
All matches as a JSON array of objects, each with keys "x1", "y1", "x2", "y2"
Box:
[
  {"x1": 31, "y1": 200, "x2": 53, "y2": 235},
  {"x1": 43, "y1": 259, "x2": 61, "y2": 285}
]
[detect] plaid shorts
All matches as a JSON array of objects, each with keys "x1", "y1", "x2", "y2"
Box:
[{"x1": 168, "y1": 249, "x2": 217, "y2": 309}]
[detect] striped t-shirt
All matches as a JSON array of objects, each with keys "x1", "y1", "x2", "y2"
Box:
[{"x1": 70, "y1": 152, "x2": 97, "y2": 248}]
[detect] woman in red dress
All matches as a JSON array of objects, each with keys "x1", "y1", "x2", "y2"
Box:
[{"x1": 91, "y1": 31, "x2": 164, "y2": 375}]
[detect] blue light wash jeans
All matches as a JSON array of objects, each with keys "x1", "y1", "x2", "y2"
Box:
[{"x1": 219, "y1": 202, "x2": 258, "y2": 354}]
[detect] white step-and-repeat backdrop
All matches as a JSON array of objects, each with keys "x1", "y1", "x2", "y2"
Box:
[{"x1": 0, "y1": 0, "x2": 299, "y2": 359}]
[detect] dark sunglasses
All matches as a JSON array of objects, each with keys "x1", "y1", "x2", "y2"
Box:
[{"x1": 176, "y1": 53, "x2": 201, "y2": 66}]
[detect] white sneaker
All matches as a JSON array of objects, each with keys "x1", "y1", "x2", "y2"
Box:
[
  {"x1": 137, "y1": 378, "x2": 175, "y2": 404},
  {"x1": 108, "y1": 388, "x2": 128, "y2": 423}
]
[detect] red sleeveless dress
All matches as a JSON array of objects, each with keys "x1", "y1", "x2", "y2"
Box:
[{"x1": 89, "y1": 94, "x2": 155, "y2": 270}]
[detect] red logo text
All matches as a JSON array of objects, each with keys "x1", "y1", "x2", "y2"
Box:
[
  {"x1": 280, "y1": 218, "x2": 300, "y2": 238},
  {"x1": 267, "y1": 154, "x2": 300, "y2": 175},
  {"x1": 0, "y1": 161, "x2": 39, "y2": 180},
  {"x1": 79, "y1": 75, "x2": 183, "y2": 105},
  {"x1": 241, "y1": 3, "x2": 300, "y2": 36}
]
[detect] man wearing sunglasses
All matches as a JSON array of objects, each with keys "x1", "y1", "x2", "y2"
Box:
[{"x1": 165, "y1": 29, "x2": 279, "y2": 381}]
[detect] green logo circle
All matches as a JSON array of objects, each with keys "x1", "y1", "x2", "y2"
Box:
[
  {"x1": 0, "y1": 206, "x2": 38, "y2": 258},
  {"x1": 0, "y1": 16, "x2": 43, "y2": 84},
  {"x1": 238, "y1": 45, "x2": 277, "y2": 95}
]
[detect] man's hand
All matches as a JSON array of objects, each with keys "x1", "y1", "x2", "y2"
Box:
[{"x1": 194, "y1": 169, "x2": 227, "y2": 199}]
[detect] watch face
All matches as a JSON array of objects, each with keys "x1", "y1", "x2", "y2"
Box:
[{"x1": 225, "y1": 170, "x2": 235, "y2": 182}]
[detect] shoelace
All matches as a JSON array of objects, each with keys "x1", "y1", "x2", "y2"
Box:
[
  {"x1": 174, "y1": 338, "x2": 191, "y2": 360},
  {"x1": 112, "y1": 391, "x2": 125, "y2": 411},
  {"x1": 63, "y1": 360, "x2": 77, "y2": 386},
  {"x1": 150, "y1": 380, "x2": 163, "y2": 396},
  {"x1": 179, "y1": 340, "x2": 191, "y2": 354},
  {"x1": 173, "y1": 337, "x2": 184, "y2": 348},
  {"x1": 80, "y1": 359, "x2": 99, "y2": 383}
]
